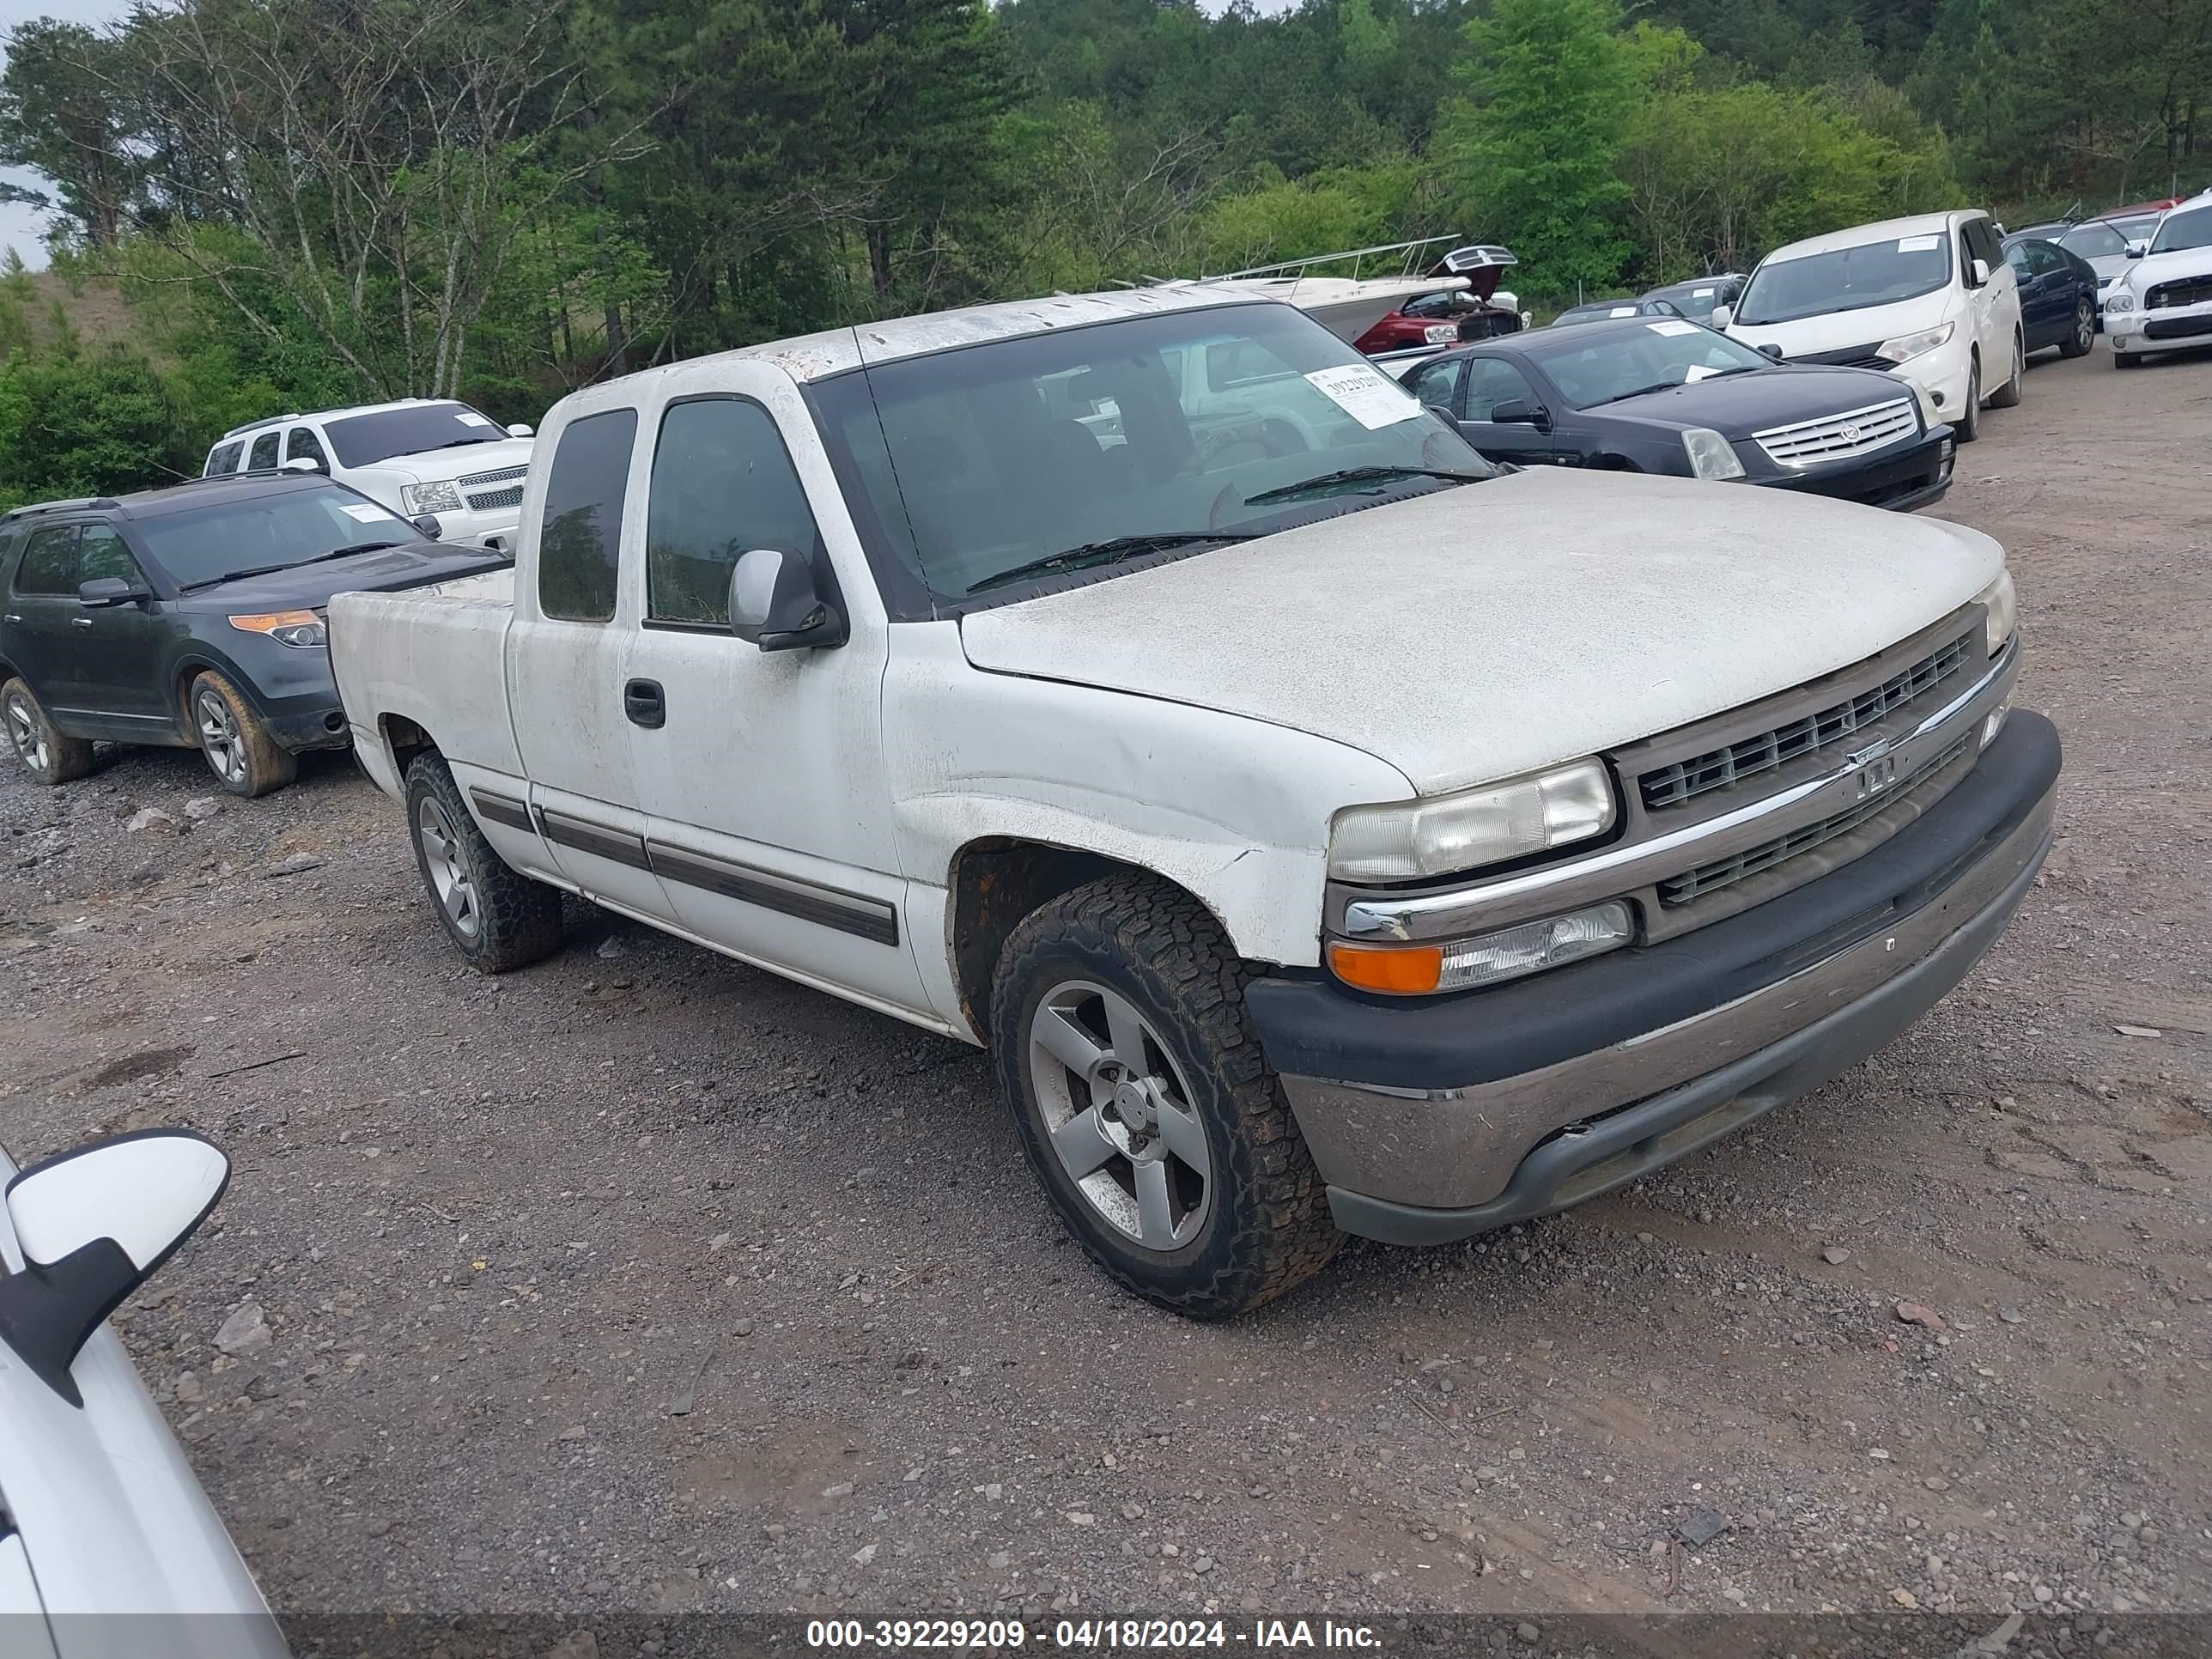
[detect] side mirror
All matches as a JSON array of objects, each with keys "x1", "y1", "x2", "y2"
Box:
[
  {"x1": 411, "y1": 514, "x2": 444, "y2": 540},
  {"x1": 0, "y1": 1130, "x2": 229, "y2": 1406},
  {"x1": 281, "y1": 455, "x2": 324, "y2": 474},
  {"x1": 506, "y1": 423, "x2": 535, "y2": 439},
  {"x1": 1487, "y1": 400, "x2": 1549, "y2": 431},
  {"x1": 1758, "y1": 343, "x2": 1784, "y2": 360},
  {"x1": 77, "y1": 576, "x2": 149, "y2": 606},
  {"x1": 1970, "y1": 257, "x2": 1991, "y2": 286},
  {"x1": 2126, "y1": 240, "x2": 2148, "y2": 258},
  {"x1": 1710, "y1": 304, "x2": 1733, "y2": 328},
  {"x1": 728, "y1": 548, "x2": 847, "y2": 652}
]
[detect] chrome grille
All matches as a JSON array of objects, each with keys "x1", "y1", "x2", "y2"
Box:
[
  {"x1": 1754, "y1": 398, "x2": 1917, "y2": 468},
  {"x1": 1639, "y1": 634, "x2": 1972, "y2": 811},
  {"x1": 1657, "y1": 734, "x2": 1972, "y2": 905},
  {"x1": 466, "y1": 486, "x2": 525, "y2": 511},
  {"x1": 459, "y1": 462, "x2": 528, "y2": 514},
  {"x1": 2147, "y1": 275, "x2": 2212, "y2": 310},
  {"x1": 459, "y1": 463, "x2": 527, "y2": 489}
]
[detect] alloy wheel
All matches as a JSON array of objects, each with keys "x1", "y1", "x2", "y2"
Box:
[
  {"x1": 194, "y1": 689, "x2": 246, "y2": 787},
  {"x1": 416, "y1": 797, "x2": 481, "y2": 939},
  {"x1": 1027, "y1": 979, "x2": 1212, "y2": 1252},
  {"x1": 2076, "y1": 301, "x2": 2094, "y2": 351},
  {"x1": 4, "y1": 691, "x2": 46, "y2": 774}
]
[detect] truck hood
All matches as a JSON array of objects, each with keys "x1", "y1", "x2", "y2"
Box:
[
  {"x1": 957, "y1": 468, "x2": 2002, "y2": 796},
  {"x1": 179, "y1": 542, "x2": 509, "y2": 611},
  {"x1": 374, "y1": 435, "x2": 535, "y2": 487}
]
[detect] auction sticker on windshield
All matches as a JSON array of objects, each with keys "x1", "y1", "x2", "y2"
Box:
[
  {"x1": 1898, "y1": 234, "x2": 1942, "y2": 252},
  {"x1": 340, "y1": 504, "x2": 392, "y2": 522},
  {"x1": 1648, "y1": 320, "x2": 1699, "y2": 337},
  {"x1": 1304, "y1": 366, "x2": 1422, "y2": 430}
]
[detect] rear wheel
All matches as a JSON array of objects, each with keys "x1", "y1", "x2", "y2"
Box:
[
  {"x1": 1988, "y1": 331, "x2": 2023, "y2": 408},
  {"x1": 1953, "y1": 356, "x2": 1982, "y2": 441},
  {"x1": 992, "y1": 874, "x2": 1342, "y2": 1317},
  {"x1": 1, "y1": 678, "x2": 93, "y2": 785},
  {"x1": 404, "y1": 751, "x2": 563, "y2": 972},
  {"x1": 189, "y1": 671, "x2": 295, "y2": 797},
  {"x1": 2059, "y1": 296, "x2": 2094, "y2": 358}
]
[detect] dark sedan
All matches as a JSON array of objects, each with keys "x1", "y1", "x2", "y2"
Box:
[
  {"x1": 2002, "y1": 235, "x2": 2100, "y2": 356},
  {"x1": 0, "y1": 473, "x2": 507, "y2": 796},
  {"x1": 1549, "y1": 296, "x2": 1686, "y2": 327},
  {"x1": 1400, "y1": 316, "x2": 1955, "y2": 511}
]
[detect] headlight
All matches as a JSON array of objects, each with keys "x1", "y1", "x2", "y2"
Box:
[
  {"x1": 1974, "y1": 568, "x2": 2015, "y2": 656},
  {"x1": 402, "y1": 479, "x2": 465, "y2": 514},
  {"x1": 1328, "y1": 758, "x2": 1616, "y2": 883},
  {"x1": 229, "y1": 609, "x2": 327, "y2": 648},
  {"x1": 2103, "y1": 290, "x2": 2135, "y2": 314},
  {"x1": 1424, "y1": 323, "x2": 1460, "y2": 343},
  {"x1": 1680, "y1": 427, "x2": 1746, "y2": 480},
  {"x1": 1328, "y1": 902, "x2": 1633, "y2": 996},
  {"x1": 1876, "y1": 321, "x2": 1955, "y2": 363}
]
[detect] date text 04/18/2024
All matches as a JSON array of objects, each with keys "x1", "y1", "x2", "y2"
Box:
[{"x1": 804, "y1": 1620, "x2": 1382, "y2": 1650}]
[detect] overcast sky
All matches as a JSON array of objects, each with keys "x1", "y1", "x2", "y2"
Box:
[{"x1": 1, "y1": 0, "x2": 1284, "y2": 270}]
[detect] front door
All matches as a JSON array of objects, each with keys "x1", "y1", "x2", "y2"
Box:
[
  {"x1": 1454, "y1": 356, "x2": 1557, "y2": 465},
  {"x1": 622, "y1": 368, "x2": 930, "y2": 1018},
  {"x1": 65, "y1": 526, "x2": 173, "y2": 733},
  {"x1": 503, "y1": 404, "x2": 678, "y2": 922}
]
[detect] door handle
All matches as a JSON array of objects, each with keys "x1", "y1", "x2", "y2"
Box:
[
  {"x1": 3, "y1": 614, "x2": 18, "y2": 623},
  {"x1": 70, "y1": 617, "x2": 94, "y2": 629},
  {"x1": 623, "y1": 678, "x2": 665, "y2": 729}
]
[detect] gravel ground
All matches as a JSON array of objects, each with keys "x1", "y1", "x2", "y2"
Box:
[{"x1": 2, "y1": 339, "x2": 2207, "y2": 1644}]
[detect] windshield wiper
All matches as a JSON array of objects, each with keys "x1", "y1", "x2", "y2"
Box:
[
  {"x1": 966, "y1": 531, "x2": 1259, "y2": 595},
  {"x1": 182, "y1": 542, "x2": 405, "y2": 591},
  {"x1": 1241, "y1": 465, "x2": 1487, "y2": 506}
]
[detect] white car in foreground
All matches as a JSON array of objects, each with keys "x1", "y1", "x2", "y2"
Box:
[
  {"x1": 2101, "y1": 197, "x2": 2212, "y2": 367},
  {"x1": 1721, "y1": 209, "x2": 2024, "y2": 441},
  {"x1": 0, "y1": 1132, "x2": 287, "y2": 1658},
  {"x1": 203, "y1": 399, "x2": 537, "y2": 550}
]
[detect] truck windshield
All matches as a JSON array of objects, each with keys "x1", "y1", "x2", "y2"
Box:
[
  {"x1": 322, "y1": 403, "x2": 508, "y2": 468},
  {"x1": 1735, "y1": 234, "x2": 1953, "y2": 325},
  {"x1": 807, "y1": 302, "x2": 1495, "y2": 602},
  {"x1": 134, "y1": 484, "x2": 417, "y2": 589}
]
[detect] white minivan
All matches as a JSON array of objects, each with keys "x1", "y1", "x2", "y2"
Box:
[{"x1": 1720, "y1": 210, "x2": 2025, "y2": 442}]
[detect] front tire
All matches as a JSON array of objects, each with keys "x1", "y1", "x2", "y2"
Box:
[
  {"x1": 404, "y1": 752, "x2": 564, "y2": 973},
  {"x1": 992, "y1": 874, "x2": 1342, "y2": 1317},
  {"x1": 1988, "y1": 331, "x2": 2023, "y2": 407},
  {"x1": 189, "y1": 671, "x2": 295, "y2": 797},
  {"x1": 1954, "y1": 356, "x2": 1982, "y2": 441},
  {"x1": 2060, "y1": 297, "x2": 2094, "y2": 358},
  {"x1": 2, "y1": 678, "x2": 93, "y2": 785}
]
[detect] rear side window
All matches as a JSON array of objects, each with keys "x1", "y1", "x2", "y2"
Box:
[
  {"x1": 205, "y1": 441, "x2": 243, "y2": 477},
  {"x1": 538, "y1": 409, "x2": 638, "y2": 623},
  {"x1": 247, "y1": 431, "x2": 280, "y2": 470},
  {"x1": 1404, "y1": 356, "x2": 1465, "y2": 411},
  {"x1": 646, "y1": 399, "x2": 820, "y2": 628},
  {"x1": 12, "y1": 526, "x2": 79, "y2": 595}
]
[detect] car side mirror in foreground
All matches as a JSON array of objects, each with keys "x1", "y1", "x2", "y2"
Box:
[
  {"x1": 1710, "y1": 303, "x2": 1733, "y2": 328},
  {"x1": 1970, "y1": 257, "x2": 1991, "y2": 285},
  {"x1": 411, "y1": 514, "x2": 445, "y2": 540},
  {"x1": 0, "y1": 1131, "x2": 229, "y2": 1406},
  {"x1": 77, "y1": 576, "x2": 149, "y2": 607},
  {"x1": 1486, "y1": 400, "x2": 1550, "y2": 432},
  {"x1": 728, "y1": 548, "x2": 847, "y2": 652}
]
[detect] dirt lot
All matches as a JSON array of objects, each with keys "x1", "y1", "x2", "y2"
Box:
[{"x1": 3, "y1": 338, "x2": 2208, "y2": 1645}]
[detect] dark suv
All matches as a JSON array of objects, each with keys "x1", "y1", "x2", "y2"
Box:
[{"x1": 0, "y1": 473, "x2": 507, "y2": 796}]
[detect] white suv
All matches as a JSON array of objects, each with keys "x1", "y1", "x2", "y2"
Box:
[
  {"x1": 2101, "y1": 194, "x2": 2212, "y2": 367},
  {"x1": 203, "y1": 398, "x2": 537, "y2": 548},
  {"x1": 1721, "y1": 210, "x2": 2025, "y2": 441}
]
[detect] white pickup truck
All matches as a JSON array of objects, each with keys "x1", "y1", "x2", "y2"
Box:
[{"x1": 331, "y1": 287, "x2": 2060, "y2": 1317}]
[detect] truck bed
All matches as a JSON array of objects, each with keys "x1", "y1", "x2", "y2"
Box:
[{"x1": 329, "y1": 567, "x2": 524, "y2": 793}]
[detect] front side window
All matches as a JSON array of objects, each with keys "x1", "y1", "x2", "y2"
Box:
[
  {"x1": 205, "y1": 441, "x2": 243, "y2": 477},
  {"x1": 247, "y1": 431, "x2": 280, "y2": 470},
  {"x1": 1404, "y1": 356, "x2": 1465, "y2": 411},
  {"x1": 806, "y1": 303, "x2": 1495, "y2": 605},
  {"x1": 2150, "y1": 205, "x2": 2212, "y2": 254},
  {"x1": 1515, "y1": 323, "x2": 1769, "y2": 410},
  {"x1": 646, "y1": 399, "x2": 820, "y2": 627},
  {"x1": 286, "y1": 427, "x2": 331, "y2": 468},
  {"x1": 131, "y1": 486, "x2": 417, "y2": 590},
  {"x1": 1462, "y1": 358, "x2": 1543, "y2": 421},
  {"x1": 1737, "y1": 233, "x2": 1954, "y2": 325},
  {"x1": 322, "y1": 402, "x2": 507, "y2": 469},
  {"x1": 537, "y1": 409, "x2": 638, "y2": 623},
  {"x1": 74, "y1": 525, "x2": 143, "y2": 587},
  {"x1": 11, "y1": 526, "x2": 78, "y2": 595}
]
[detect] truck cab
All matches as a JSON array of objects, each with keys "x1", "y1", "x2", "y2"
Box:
[{"x1": 332, "y1": 288, "x2": 2059, "y2": 1317}]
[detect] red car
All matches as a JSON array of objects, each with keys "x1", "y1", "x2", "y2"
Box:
[{"x1": 1354, "y1": 245, "x2": 1524, "y2": 354}]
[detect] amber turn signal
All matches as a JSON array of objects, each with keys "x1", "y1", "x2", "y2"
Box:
[{"x1": 1325, "y1": 940, "x2": 1443, "y2": 995}]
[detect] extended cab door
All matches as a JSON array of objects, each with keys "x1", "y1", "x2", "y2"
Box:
[
  {"x1": 502, "y1": 402, "x2": 678, "y2": 922},
  {"x1": 620, "y1": 364, "x2": 932, "y2": 1019}
]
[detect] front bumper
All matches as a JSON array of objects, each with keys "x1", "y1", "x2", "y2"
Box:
[
  {"x1": 1765, "y1": 428, "x2": 1954, "y2": 513},
  {"x1": 2107, "y1": 295, "x2": 2212, "y2": 354},
  {"x1": 423, "y1": 503, "x2": 524, "y2": 551},
  {"x1": 1249, "y1": 709, "x2": 2061, "y2": 1244},
  {"x1": 1884, "y1": 335, "x2": 1975, "y2": 420}
]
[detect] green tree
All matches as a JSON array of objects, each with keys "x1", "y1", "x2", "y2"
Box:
[
  {"x1": 0, "y1": 349, "x2": 191, "y2": 507},
  {"x1": 0, "y1": 21, "x2": 140, "y2": 246}
]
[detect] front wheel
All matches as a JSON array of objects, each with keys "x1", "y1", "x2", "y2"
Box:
[
  {"x1": 404, "y1": 752, "x2": 564, "y2": 972},
  {"x1": 1953, "y1": 357, "x2": 1982, "y2": 441},
  {"x1": 992, "y1": 874, "x2": 1342, "y2": 1317},
  {"x1": 2059, "y1": 297, "x2": 2094, "y2": 358},
  {"x1": 189, "y1": 671, "x2": 295, "y2": 797},
  {"x1": 2, "y1": 678, "x2": 93, "y2": 785},
  {"x1": 1988, "y1": 331, "x2": 2023, "y2": 408}
]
